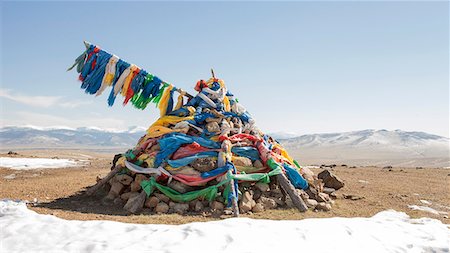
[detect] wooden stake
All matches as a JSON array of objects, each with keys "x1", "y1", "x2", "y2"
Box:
[
  {"x1": 277, "y1": 173, "x2": 308, "y2": 212},
  {"x1": 86, "y1": 166, "x2": 120, "y2": 196},
  {"x1": 220, "y1": 140, "x2": 239, "y2": 217},
  {"x1": 86, "y1": 154, "x2": 122, "y2": 196},
  {"x1": 83, "y1": 41, "x2": 91, "y2": 49}
]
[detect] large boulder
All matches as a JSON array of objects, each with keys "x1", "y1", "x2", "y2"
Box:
[{"x1": 318, "y1": 170, "x2": 345, "y2": 190}]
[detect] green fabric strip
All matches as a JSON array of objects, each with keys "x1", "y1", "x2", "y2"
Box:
[
  {"x1": 139, "y1": 159, "x2": 284, "y2": 203},
  {"x1": 141, "y1": 177, "x2": 229, "y2": 203}
]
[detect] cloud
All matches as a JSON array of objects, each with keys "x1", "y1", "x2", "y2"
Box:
[{"x1": 0, "y1": 88, "x2": 92, "y2": 108}]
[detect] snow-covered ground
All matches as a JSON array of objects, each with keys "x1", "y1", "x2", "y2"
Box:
[
  {"x1": 0, "y1": 157, "x2": 79, "y2": 170},
  {"x1": 1, "y1": 200, "x2": 449, "y2": 253},
  {"x1": 409, "y1": 205, "x2": 449, "y2": 216}
]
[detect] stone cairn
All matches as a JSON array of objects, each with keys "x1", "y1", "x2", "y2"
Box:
[{"x1": 86, "y1": 76, "x2": 345, "y2": 216}]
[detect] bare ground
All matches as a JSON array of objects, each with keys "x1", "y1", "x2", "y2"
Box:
[{"x1": 1, "y1": 150, "x2": 449, "y2": 224}]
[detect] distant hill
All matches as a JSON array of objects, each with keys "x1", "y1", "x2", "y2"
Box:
[
  {"x1": 0, "y1": 126, "x2": 146, "y2": 149},
  {"x1": 278, "y1": 129, "x2": 449, "y2": 167},
  {"x1": 1, "y1": 127, "x2": 448, "y2": 167}
]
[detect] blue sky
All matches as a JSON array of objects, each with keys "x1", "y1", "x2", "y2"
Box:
[{"x1": 1, "y1": 1, "x2": 449, "y2": 137}]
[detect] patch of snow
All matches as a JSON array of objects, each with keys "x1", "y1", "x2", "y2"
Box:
[
  {"x1": 302, "y1": 165, "x2": 320, "y2": 169},
  {"x1": 3, "y1": 174, "x2": 16, "y2": 179},
  {"x1": 408, "y1": 205, "x2": 448, "y2": 215},
  {"x1": 0, "y1": 200, "x2": 449, "y2": 253},
  {"x1": 0, "y1": 157, "x2": 79, "y2": 170},
  {"x1": 420, "y1": 200, "x2": 432, "y2": 205}
]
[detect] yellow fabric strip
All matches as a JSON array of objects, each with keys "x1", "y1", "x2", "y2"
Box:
[
  {"x1": 223, "y1": 96, "x2": 231, "y2": 112},
  {"x1": 158, "y1": 84, "x2": 173, "y2": 116}
]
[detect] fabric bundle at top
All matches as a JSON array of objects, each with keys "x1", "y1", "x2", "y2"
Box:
[{"x1": 67, "y1": 42, "x2": 185, "y2": 116}]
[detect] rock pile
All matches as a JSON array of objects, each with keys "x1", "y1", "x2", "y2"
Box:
[
  {"x1": 85, "y1": 75, "x2": 346, "y2": 216},
  {"x1": 99, "y1": 166, "x2": 344, "y2": 215}
]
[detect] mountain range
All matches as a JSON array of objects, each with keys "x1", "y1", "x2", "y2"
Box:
[{"x1": 0, "y1": 126, "x2": 448, "y2": 167}]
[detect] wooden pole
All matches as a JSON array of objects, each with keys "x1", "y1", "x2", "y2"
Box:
[
  {"x1": 83, "y1": 41, "x2": 91, "y2": 49},
  {"x1": 86, "y1": 154, "x2": 122, "y2": 196},
  {"x1": 277, "y1": 173, "x2": 308, "y2": 212},
  {"x1": 211, "y1": 68, "x2": 216, "y2": 79},
  {"x1": 219, "y1": 140, "x2": 239, "y2": 217},
  {"x1": 86, "y1": 166, "x2": 120, "y2": 196}
]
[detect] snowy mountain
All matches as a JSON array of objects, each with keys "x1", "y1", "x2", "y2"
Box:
[
  {"x1": 0, "y1": 126, "x2": 146, "y2": 148},
  {"x1": 279, "y1": 129, "x2": 449, "y2": 167},
  {"x1": 1, "y1": 127, "x2": 448, "y2": 167}
]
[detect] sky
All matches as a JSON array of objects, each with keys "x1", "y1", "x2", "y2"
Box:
[{"x1": 1, "y1": 1, "x2": 449, "y2": 137}]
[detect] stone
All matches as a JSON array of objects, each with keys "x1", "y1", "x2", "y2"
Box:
[
  {"x1": 194, "y1": 201, "x2": 204, "y2": 212},
  {"x1": 329, "y1": 192, "x2": 337, "y2": 199},
  {"x1": 116, "y1": 174, "x2": 133, "y2": 185},
  {"x1": 120, "y1": 192, "x2": 139, "y2": 201},
  {"x1": 323, "y1": 187, "x2": 336, "y2": 195},
  {"x1": 252, "y1": 189, "x2": 262, "y2": 201},
  {"x1": 317, "y1": 170, "x2": 345, "y2": 190},
  {"x1": 210, "y1": 201, "x2": 224, "y2": 211},
  {"x1": 316, "y1": 202, "x2": 332, "y2": 211},
  {"x1": 206, "y1": 121, "x2": 220, "y2": 133},
  {"x1": 240, "y1": 191, "x2": 256, "y2": 213},
  {"x1": 273, "y1": 197, "x2": 285, "y2": 206},
  {"x1": 255, "y1": 182, "x2": 270, "y2": 192},
  {"x1": 297, "y1": 189, "x2": 310, "y2": 201},
  {"x1": 173, "y1": 203, "x2": 189, "y2": 214},
  {"x1": 144, "y1": 196, "x2": 159, "y2": 208},
  {"x1": 190, "y1": 157, "x2": 217, "y2": 172},
  {"x1": 232, "y1": 157, "x2": 252, "y2": 167},
  {"x1": 305, "y1": 187, "x2": 319, "y2": 201},
  {"x1": 343, "y1": 194, "x2": 364, "y2": 201},
  {"x1": 113, "y1": 197, "x2": 125, "y2": 206},
  {"x1": 130, "y1": 181, "x2": 141, "y2": 192},
  {"x1": 104, "y1": 193, "x2": 116, "y2": 201},
  {"x1": 155, "y1": 202, "x2": 169, "y2": 214},
  {"x1": 108, "y1": 182, "x2": 124, "y2": 197},
  {"x1": 154, "y1": 193, "x2": 170, "y2": 203},
  {"x1": 169, "y1": 201, "x2": 176, "y2": 208},
  {"x1": 258, "y1": 196, "x2": 277, "y2": 209},
  {"x1": 130, "y1": 174, "x2": 148, "y2": 192},
  {"x1": 252, "y1": 203, "x2": 264, "y2": 213},
  {"x1": 123, "y1": 193, "x2": 146, "y2": 213},
  {"x1": 300, "y1": 167, "x2": 316, "y2": 184},
  {"x1": 305, "y1": 199, "x2": 318, "y2": 209},
  {"x1": 168, "y1": 180, "x2": 192, "y2": 194},
  {"x1": 253, "y1": 160, "x2": 264, "y2": 168},
  {"x1": 318, "y1": 192, "x2": 331, "y2": 202}
]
